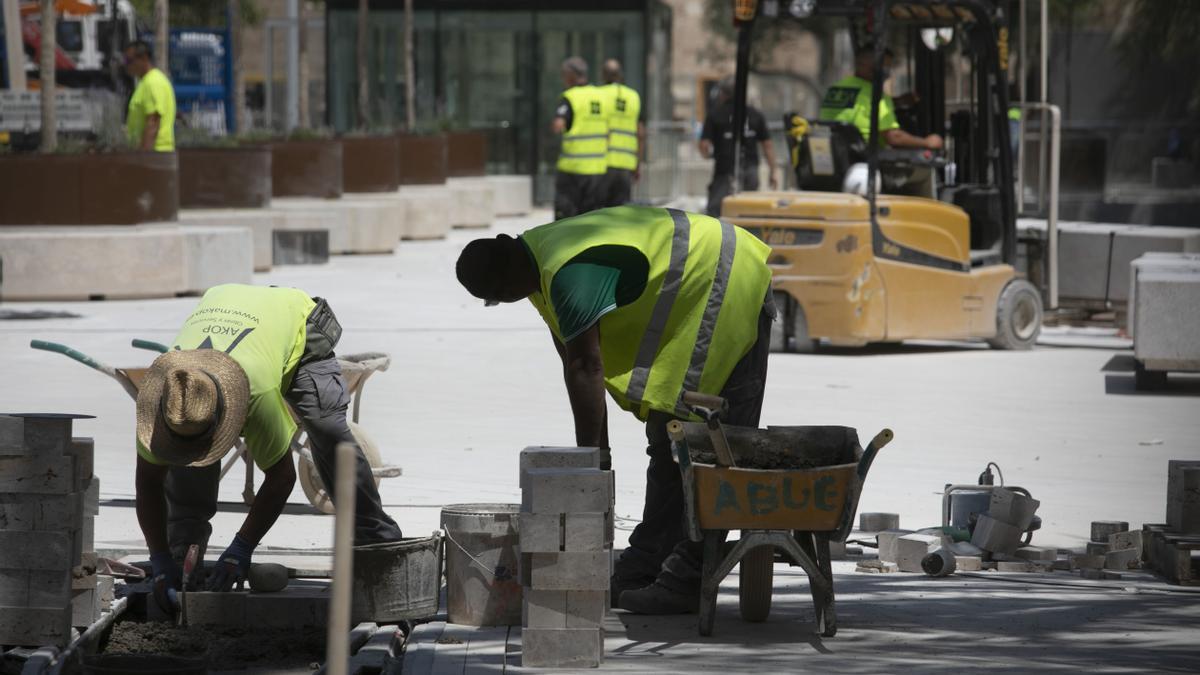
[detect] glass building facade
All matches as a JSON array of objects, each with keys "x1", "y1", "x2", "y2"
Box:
[{"x1": 325, "y1": 0, "x2": 672, "y2": 203}]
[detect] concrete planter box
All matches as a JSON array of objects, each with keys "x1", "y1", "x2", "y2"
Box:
[
  {"x1": 397, "y1": 133, "x2": 447, "y2": 185},
  {"x1": 271, "y1": 139, "x2": 343, "y2": 199},
  {"x1": 179, "y1": 147, "x2": 272, "y2": 209},
  {"x1": 0, "y1": 151, "x2": 178, "y2": 225},
  {"x1": 342, "y1": 135, "x2": 401, "y2": 193},
  {"x1": 446, "y1": 131, "x2": 488, "y2": 178}
]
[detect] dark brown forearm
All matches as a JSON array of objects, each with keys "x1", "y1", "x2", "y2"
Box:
[
  {"x1": 237, "y1": 456, "x2": 296, "y2": 545},
  {"x1": 135, "y1": 455, "x2": 170, "y2": 553},
  {"x1": 563, "y1": 326, "x2": 607, "y2": 448},
  {"x1": 140, "y1": 114, "x2": 160, "y2": 150}
]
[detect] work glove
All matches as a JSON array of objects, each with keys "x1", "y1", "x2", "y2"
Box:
[
  {"x1": 205, "y1": 533, "x2": 256, "y2": 592},
  {"x1": 150, "y1": 551, "x2": 182, "y2": 589}
]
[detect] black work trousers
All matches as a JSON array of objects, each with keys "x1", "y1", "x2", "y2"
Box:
[
  {"x1": 614, "y1": 292, "x2": 774, "y2": 591},
  {"x1": 705, "y1": 170, "x2": 760, "y2": 218},
  {"x1": 554, "y1": 171, "x2": 607, "y2": 220},
  {"x1": 604, "y1": 168, "x2": 634, "y2": 207}
]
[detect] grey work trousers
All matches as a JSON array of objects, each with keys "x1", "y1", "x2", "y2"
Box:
[{"x1": 165, "y1": 355, "x2": 404, "y2": 559}]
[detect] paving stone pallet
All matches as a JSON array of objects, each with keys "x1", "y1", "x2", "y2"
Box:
[{"x1": 1143, "y1": 524, "x2": 1200, "y2": 586}]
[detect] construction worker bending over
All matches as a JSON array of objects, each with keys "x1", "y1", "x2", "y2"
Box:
[
  {"x1": 552, "y1": 57, "x2": 609, "y2": 220},
  {"x1": 600, "y1": 59, "x2": 646, "y2": 207},
  {"x1": 135, "y1": 284, "x2": 402, "y2": 600},
  {"x1": 456, "y1": 206, "x2": 774, "y2": 614}
]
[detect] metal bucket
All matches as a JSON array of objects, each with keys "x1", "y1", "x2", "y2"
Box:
[
  {"x1": 441, "y1": 503, "x2": 522, "y2": 626},
  {"x1": 351, "y1": 532, "x2": 444, "y2": 623},
  {"x1": 83, "y1": 655, "x2": 207, "y2": 675}
]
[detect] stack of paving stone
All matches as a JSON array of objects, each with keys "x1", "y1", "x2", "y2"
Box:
[
  {"x1": 518, "y1": 447, "x2": 613, "y2": 669},
  {"x1": 0, "y1": 414, "x2": 103, "y2": 648},
  {"x1": 1145, "y1": 460, "x2": 1199, "y2": 585}
]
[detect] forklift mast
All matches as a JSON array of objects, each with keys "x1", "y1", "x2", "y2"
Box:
[{"x1": 730, "y1": 0, "x2": 1018, "y2": 265}]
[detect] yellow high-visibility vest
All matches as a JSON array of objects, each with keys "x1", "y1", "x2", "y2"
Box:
[
  {"x1": 523, "y1": 206, "x2": 772, "y2": 420},
  {"x1": 557, "y1": 85, "x2": 609, "y2": 175},
  {"x1": 602, "y1": 83, "x2": 641, "y2": 171}
]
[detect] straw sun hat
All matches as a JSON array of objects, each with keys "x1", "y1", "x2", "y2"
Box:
[{"x1": 135, "y1": 350, "x2": 250, "y2": 466}]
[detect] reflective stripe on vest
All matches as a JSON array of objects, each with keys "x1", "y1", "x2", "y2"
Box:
[
  {"x1": 557, "y1": 85, "x2": 609, "y2": 175},
  {"x1": 603, "y1": 83, "x2": 641, "y2": 171},
  {"x1": 522, "y1": 206, "x2": 772, "y2": 420}
]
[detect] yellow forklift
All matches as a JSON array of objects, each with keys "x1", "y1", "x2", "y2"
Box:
[{"x1": 721, "y1": 0, "x2": 1042, "y2": 351}]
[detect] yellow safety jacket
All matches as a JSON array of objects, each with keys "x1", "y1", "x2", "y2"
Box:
[
  {"x1": 557, "y1": 85, "x2": 609, "y2": 175},
  {"x1": 602, "y1": 83, "x2": 641, "y2": 171},
  {"x1": 523, "y1": 206, "x2": 772, "y2": 421}
]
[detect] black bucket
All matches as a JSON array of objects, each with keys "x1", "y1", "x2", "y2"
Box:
[{"x1": 83, "y1": 654, "x2": 207, "y2": 675}]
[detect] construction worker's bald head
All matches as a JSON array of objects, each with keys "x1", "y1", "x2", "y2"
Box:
[{"x1": 602, "y1": 59, "x2": 623, "y2": 84}]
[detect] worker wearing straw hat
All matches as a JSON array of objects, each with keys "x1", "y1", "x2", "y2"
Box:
[{"x1": 135, "y1": 284, "x2": 402, "y2": 598}]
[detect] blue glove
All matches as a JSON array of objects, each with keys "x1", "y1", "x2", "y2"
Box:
[
  {"x1": 206, "y1": 533, "x2": 256, "y2": 592},
  {"x1": 150, "y1": 551, "x2": 181, "y2": 589}
]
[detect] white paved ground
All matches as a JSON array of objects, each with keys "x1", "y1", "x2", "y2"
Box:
[{"x1": 2, "y1": 210, "x2": 1198, "y2": 671}]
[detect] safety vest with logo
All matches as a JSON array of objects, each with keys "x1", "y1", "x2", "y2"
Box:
[
  {"x1": 522, "y1": 206, "x2": 772, "y2": 421},
  {"x1": 557, "y1": 85, "x2": 609, "y2": 175},
  {"x1": 602, "y1": 83, "x2": 641, "y2": 171}
]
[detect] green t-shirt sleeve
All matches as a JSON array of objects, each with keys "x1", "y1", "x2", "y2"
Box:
[
  {"x1": 241, "y1": 392, "x2": 296, "y2": 471},
  {"x1": 550, "y1": 263, "x2": 621, "y2": 342}
]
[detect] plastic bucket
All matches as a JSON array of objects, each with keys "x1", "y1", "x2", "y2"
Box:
[
  {"x1": 83, "y1": 655, "x2": 207, "y2": 675},
  {"x1": 351, "y1": 532, "x2": 444, "y2": 623},
  {"x1": 441, "y1": 503, "x2": 522, "y2": 626}
]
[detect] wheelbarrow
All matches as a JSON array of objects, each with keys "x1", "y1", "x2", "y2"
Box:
[
  {"x1": 29, "y1": 339, "x2": 402, "y2": 513},
  {"x1": 669, "y1": 392, "x2": 893, "y2": 637}
]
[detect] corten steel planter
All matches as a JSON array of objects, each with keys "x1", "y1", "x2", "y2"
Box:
[
  {"x1": 179, "y1": 146, "x2": 272, "y2": 208},
  {"x1": 271, "y1": 139, "x2": 344, "y2": 199},
  {"x1": 0, "y1": 151, "x2": 178, "y2": 225},
  {"x1": 446, "y1": 131, "x2": 488, "y2": 178},
  {"x1": 342, "y1": 135, "x2": 401, "y2": 193},
  {"x1": 397, "y1": 133, "x2": 448, "y2": 185}
]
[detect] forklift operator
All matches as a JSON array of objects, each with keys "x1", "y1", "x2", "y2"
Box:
[{"x1": 819, "y1": 44, "x2": 943, "y2": 151}]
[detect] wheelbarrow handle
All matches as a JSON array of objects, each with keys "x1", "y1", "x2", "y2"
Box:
[
  {"x1": 857, "y1": 428, "x2": 894, "y2": 480},
  {"x1": 30, "y1": 340, "x2": 119, "y2": 379},
  {"x1": 131, "y1": 339, "x2": 170, "y2": 354}
]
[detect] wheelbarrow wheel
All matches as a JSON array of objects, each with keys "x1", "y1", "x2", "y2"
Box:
[
  {"x1": 298, "y1": 421, "x2": 383, "y2": 514},
  {"x1": 738, "y1": 545, "x2": 775, "y2": 623}
]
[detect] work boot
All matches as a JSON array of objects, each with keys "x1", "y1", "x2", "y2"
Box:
[
  {"x1": 617, "y1": 580, "x2": 700, "y2": 615},
  {"x1": 610, "y1": 574, "x2": 655, "y2": 608}
]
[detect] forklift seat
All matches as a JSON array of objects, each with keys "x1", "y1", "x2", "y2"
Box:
[{"x1": 785, "y1": 115, "x2": 866, "y2": 192}]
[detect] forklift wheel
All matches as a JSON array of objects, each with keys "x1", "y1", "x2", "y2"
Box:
[{"x1": 987, "y1": 280, "x2": 1042, "y2": 350}]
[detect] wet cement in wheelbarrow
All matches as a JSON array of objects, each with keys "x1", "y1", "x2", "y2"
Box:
[
  {"x1": 689, "y1": 426, "x2": 857, "y2": 470},
  {"x1": 104, "y1": 620, "x2": 325, "y2": 671}
]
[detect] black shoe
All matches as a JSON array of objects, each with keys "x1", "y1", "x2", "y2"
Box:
[
  {"x1": 611, "y1": 574, "x2": 655, "y2": 608},
  {"x1": 617, "y1": 581, "x2": 700, "y2": 615}
]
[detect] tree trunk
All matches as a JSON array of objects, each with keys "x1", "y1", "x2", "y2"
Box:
[
  {"x1": 297, "y1": 0, "x2": 310, "y2": 128},
  {"x1": 229, "y1": 0, "x2": 247, "y2": 133},
  {"x1": 155, "y1": 0, "x2": 169, "y2": 73},
  {"x1": 356, "y1": 0, "x2": 369, "y2": 128},
  {"x1": 38, "y1": 0, "x2": 56, "y2": 152},
  {"x1": 403, "y1": 0, "x2": 414, "y2": 131}
]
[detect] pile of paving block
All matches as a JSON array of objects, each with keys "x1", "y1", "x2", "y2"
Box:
[
  {"x1": 0, "y1": 414, "x2": 110, "y2": 648},
  {"x1": 1144, "y1": 460, "x2": 1199, "y2": 585},
  {"x1": 518, "y1": 447, "x2": 614, "y2": 669}
]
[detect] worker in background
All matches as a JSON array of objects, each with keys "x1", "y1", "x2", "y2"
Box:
[
  {"x1": 135, "y1": 285, "x2": 402, "y2": 606},
  {"x1": 456, "y1": 206, "x2": 774, "y2": 615},
  {"x1": 123, "y1": 40, "x2": 176, "y2": 152},
  {"x1": 600, "y1": 59, "x2": 646, "y2": 207},
  {"x1": 819, "y1": 44, "x2": 942, "y2": 151},
  {"x1": 700, "y1": 76, "x2": 778, "y2": 217},
  {"x1": 552, "y1": 57, "x2": 608, "y2": 220}
]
